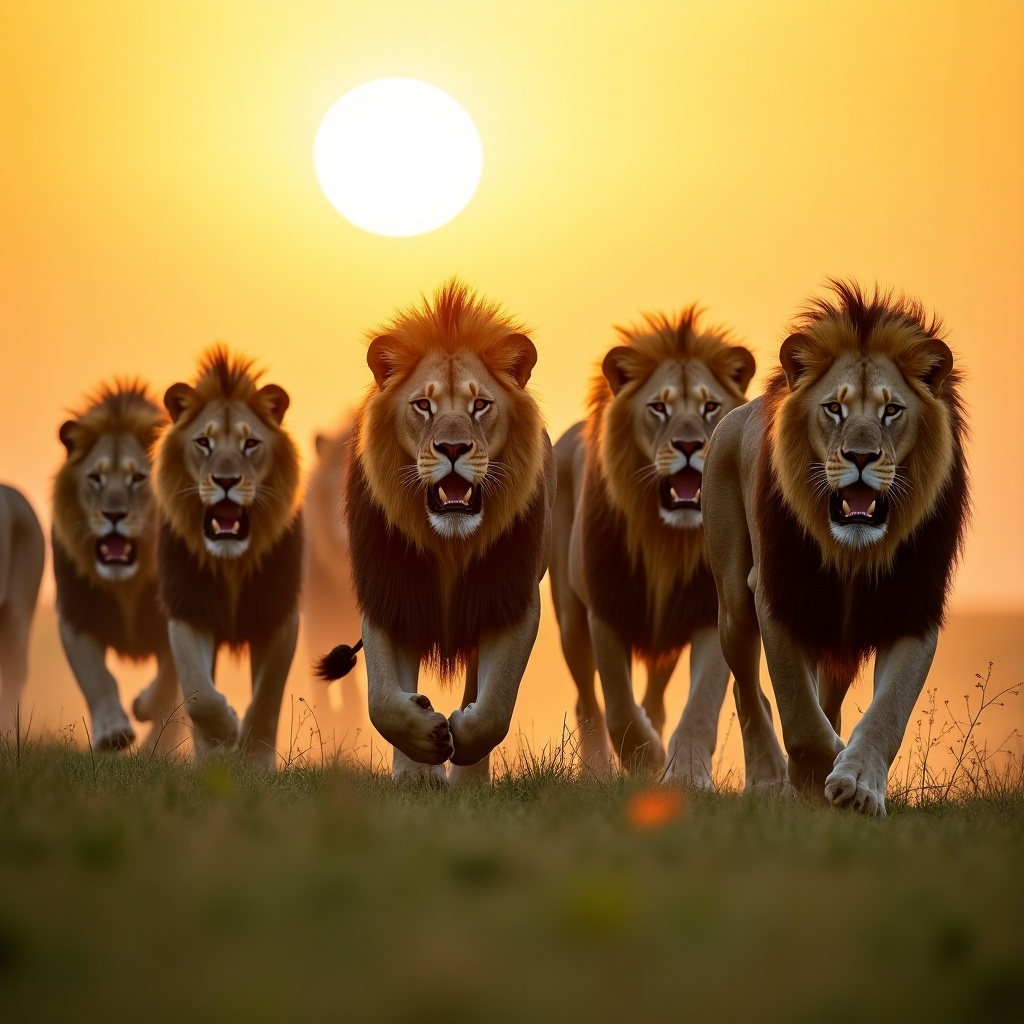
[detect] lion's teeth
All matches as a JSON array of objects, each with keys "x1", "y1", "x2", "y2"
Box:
[
  {"x1": 694, "y1": 487, "x2": 701, "y2": 503},
  {"x1": 669, "y1": 486, "x2": 679, "y2": 502},
  {"x1": 438, "y1": 486, "x2": 448, "y2": 504},
  {"x1": 842, "y1": 500, "x2": 851, "y2": 517},
  {"x1": 465, "y1": 486, "x2": 473, "y2": 501},
  {"x1": 867, "y1": 499, "x2": 876, "y2": 516},
  {"x1": 229, "y1": 520, "x2": 240, "y2": 535},
  {"x1": 100, "y1": 543, "x2": 109, "y2": 557},
  {"x1": 212, "y1": 518, "x2": 221, "y2": 533}
]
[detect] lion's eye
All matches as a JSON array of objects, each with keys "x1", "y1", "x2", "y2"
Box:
[
  {"x1": 87, "y1": 472, "x2": 102, "y2": 487},
  {"x1": 883, "y1": 403, "x2": 904, "y2": 421},
  {"x1": 130, "y1": 473, "x2": 147, "y2": 487},
  {"x1": 195, "y1": 437, "x2": 212, "y2": 453},
  {"x1": 703, "y1": 401, "x2": 720, "y2": 417},
  {"x1": 412, "y1": 398, "x2": 433, "y2": 415},
  {"x1": 472, "y1": 398, "x2": 491, "y2": 414},
  {"x1": 649, "y1": 402, "x2": 667, "y2": 416},
  {"x1": 822, "y1": 401, "x2": 843, "y2": 418},
  {"x1": 242, "y1": 438, "x2": 261, "y2": 453}
]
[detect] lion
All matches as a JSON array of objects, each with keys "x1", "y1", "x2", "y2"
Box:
[
  {"x1": 702, "y1": 280, "x2": 968, "y2": 815},
  {"x1": 550, "y1": 308, "x2": 756, "y2": 781},
  {"x1": 0, "y1": 484, "x2": 45, "y2": 731},
  {"x1": 52, "y1": 383, "x2": 179, "y2": 750},
  {"x1": 318, "y1": 280, "x2": 555, "y2": 786},
  {"x1": 153, "y1": 346, "x2": 303, "y2": 767},
  {"x1": 301, "y1": 422, "x2": 366, "y2": 742}
]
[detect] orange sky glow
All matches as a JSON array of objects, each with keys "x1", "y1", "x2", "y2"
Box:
[{"x1": 2, "y1": 0, "x2": 1022, "y2": 764}]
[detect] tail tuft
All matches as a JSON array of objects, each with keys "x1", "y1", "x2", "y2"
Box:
[{"x1": 315, "y1": 639, "x2": 364, "y2": 681}]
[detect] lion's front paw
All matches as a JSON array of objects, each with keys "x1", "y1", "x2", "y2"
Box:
[
  {"x1": 371, "y1": 693, "x2": 453, "y2": 766},
  {"x1": 824, "y1": 749, "x2": 888, "y2": 816},
  {"x1": 448, "y1": 705, "x2": 506, "y2": 767},
  {"x1": 187, "y1": 692, "x2": 240, "y2": 750},
  {"x1": 91, "y1": 703, "x2": 136, "y2": 752},
  {"x1": 608, "y1": 706, "x2": 665, "y2": 775},
  {"x1": 392, "y1": 749, "x2": 448, "y2": 788}
]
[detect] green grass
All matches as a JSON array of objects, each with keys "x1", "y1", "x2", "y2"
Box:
[{"x1": 1, "y1": 734, "x2": 1023, "y2": 1023}]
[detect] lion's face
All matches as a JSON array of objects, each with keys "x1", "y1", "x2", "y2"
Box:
[
  {"x1": 67, "y1": 432, "x2": 153, "y2": 581},
  {"x1": 601, "y1": 341, "x2": 755, "y2": 532},
  {"x1": 392, "y1": 350, "x2": 515, "y2": 539},
  {"x1": 174, "y1": 399, "x2": 282, "y2": 559},
  {"x1": 628, "y1": 358, "x2": 747, "y2": 529},
  {"x1": 801, "y1": 354, "x2": 929, "y2": 550}
]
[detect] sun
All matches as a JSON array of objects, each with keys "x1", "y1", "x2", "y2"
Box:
[{"x1": 314, "y1": 79, "x2": 483, "y2": 238}]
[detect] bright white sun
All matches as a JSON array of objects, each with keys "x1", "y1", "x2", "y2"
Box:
[{"x1": 314, "y1": 78, "x2": 483, "y2": 237}]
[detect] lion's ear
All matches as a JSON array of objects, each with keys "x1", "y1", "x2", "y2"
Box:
[
  {"x1": 367, "y1": 336, "x2": 399, "y2": 389},
  {"x1": 257, "y1": 384, "x2": 290, "y2": 425},
  {"x1": 164, "y1": 383, "x2": 196, "y2": 423},
  {"x1": 505, "y1": 333, "x2": 538, "y2": 388},
  {"x1": 902, "y1": 339, "x2": 953, "y2": 396},
  {"x1": 719, "y1": 346, "x2": 757, "y2": 394},
  {"x1": 602, "y1": 346, "x2": 645, "y2": 395},
  {"x1": 779, "y1": 334, "x2": 813, "y2": 391},
  {"x1": 59, "y1": 420, "x2": 80, "y2": 456}
]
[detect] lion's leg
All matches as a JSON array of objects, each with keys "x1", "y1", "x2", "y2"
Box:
[
  {"x1": 362, "y1": 616, "x2": 453, "y2": 768},
  {"x1": 449, "y1": 651, "x2": 489, "y2": 786},
  {"x1": 817, "y1": 667, "x2": 852, "y2": 736},
  {"x1": 449, "y1": 591, "x2": 541, "y2": 768},
  {"x1": 755, "y1": 594, "x2": 844, "y2": 797},
  {"x1": 555, "y1": 592, "x2": 612, "y2": 770},
  {"x1": 133, "y1": 652, "x2": 188, "y2": 753},
  {"x1": 641, "y1": 655, "x2": 677, "y2": 740},
  {"x1": 825, "y1": 630, "x2": 938, "y2": 817},
  {"x1": 0, "y1": 509, "x2": 43, "y2": 733},
  {"x1": 239, "y1": 609, "x2": 299, "y2": 770},
  {"x1": 168, "y1": 619, "x2": 239, "y2": 752},
  {"x1": 0, "y1": 608, "x2": 32, "y2": 734},
  {"x1": 589, "y1": 612, "x2": 664, "y2": 775},
  {"x1": 58, "y1": 618, "x2": 135, "y2": 751},
  {"x1": 663, "y1": 628, "x2": 729, "y2": 790}
]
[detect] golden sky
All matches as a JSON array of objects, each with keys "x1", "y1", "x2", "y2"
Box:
[{"x1": 2, "y1": 0, "x2": 1023, "y2": 615}]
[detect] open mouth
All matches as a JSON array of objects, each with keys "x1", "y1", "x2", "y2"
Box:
[
  {"x1": 426, "y1": 473, "x2": 483, "y2": 516},
  {"x1": 95, "y1": 534, "x2": 137, "y2": 567},
  {"x1": 204, "y1": 500, "x2": 251, "y2": 541},
  {"x1": 829, "y1": 481, "x2": 889, "y2": 527},
  {"x1": 659, "y1": 467, "x2": 702, "y2": 512}
]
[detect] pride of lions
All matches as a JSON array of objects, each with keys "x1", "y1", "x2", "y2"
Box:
[{"x1": 0, "y1": 278, "x2": 968, "y2": 815}]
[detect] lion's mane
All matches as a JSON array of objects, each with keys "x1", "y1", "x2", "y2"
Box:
[
  {"x1": 581, "y1": 308, "x2": 749, "y2": 660},
  {"x1": 52, "y1": 382, "x2": 168, "y2": 659},
  {"x1": 757, "y1": 280, "x2": 969, "y2": 683}
]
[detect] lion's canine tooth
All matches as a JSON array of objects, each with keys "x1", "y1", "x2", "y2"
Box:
[
  {"x1": 438, "y1": 485, "x2": 448, "y2": 504},
  {"x1": 230, "y1": 520, "x2": 240, "y2": 535},
  {"x1": 466, "y1": 486, "x2": 473, "y2": 501},
  {"x1": 867, "y1": 499, "x2": 876, "y2": 516},
  {"x1": 842, "y1": 499, "x2": 851, "y2": 517},
  {"x1": 669, "y1": 485, "x2": 679, "y2": 502},
  {"x1": 694, "y1": 486, "x2": 701, "y2": 503},
  {"x1": 212, "y1": 518, "x2": 221, "y2": 533},
  {"x1": 100, "y1": 543, "x2": 109, "y2": 557}
]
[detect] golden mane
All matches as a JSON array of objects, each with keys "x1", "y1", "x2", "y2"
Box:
[
  {"x1": 52, "y1": 381, "x2": 164, "y2": 580},
  {"x1": 153, "y1": 345, "x2": 301, "y2": 572},
  {"x1": 356, "y1": 279, "x2": 546, "y2": 571},
  {"x1": 583, "y1": 307, "x2": 750, "y2": 633},
  {"x1": 765, "y1": 279, "x2": 969, "y2": 578}
]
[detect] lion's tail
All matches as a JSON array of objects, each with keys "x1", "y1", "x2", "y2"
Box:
[{"x1": 315, "y1": 639, "x2": 363, "y2": 681}]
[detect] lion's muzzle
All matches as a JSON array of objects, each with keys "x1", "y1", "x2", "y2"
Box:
[
  {"x1": 427, "y1": 473, "x2": 483, "y2": 516},
  {"x1": 204, "y1": 499, "x2": 251, "y2": 542}
]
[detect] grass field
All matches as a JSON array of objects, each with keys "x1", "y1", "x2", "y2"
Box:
[{"x1": 2, "y1": 723, "x2": 1023, "y2": 1024}]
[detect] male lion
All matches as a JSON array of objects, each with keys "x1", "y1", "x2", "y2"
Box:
[
  {"x1": 154, "y1": 347, "x2": 302, "y2": 767},
  {"x1": 0, "y1": 484, "x2": 44, "y2": 731},
  {"x1": 550, "y1": 309, "x2": 755, "y2": 781},
  {"x1": 702, "y1": 281, "x2": 968, "y2": 815},
  {"x1": 52, "y1": 383, "x2": 178, "y2": 750},
  {"x1": 320, "y1": 280, "x2": 555, "y2": 786}
]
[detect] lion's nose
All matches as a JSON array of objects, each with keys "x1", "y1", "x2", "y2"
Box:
[
  {"x1": 671, "y1": 439, "x2": 704, "y2": 458},
  {"x1": 434, "y1": 442, "x2": 472, "y2": 465},
  {"x1": 102, "y1": 511, "x2": 126, "y2": 524},
  {"x1": 842, "y1": 449, "x2": 881, "y2": 471},
  {"x1": 212, "y1": 475, "x2": 241, "y2": 492}
]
